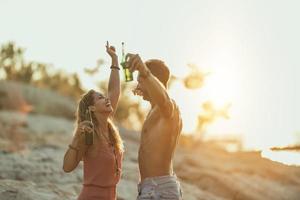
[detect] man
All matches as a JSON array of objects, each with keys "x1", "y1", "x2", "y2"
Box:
[{"x1": 126, "y1": 53, "x2": 183, "y2": 200}]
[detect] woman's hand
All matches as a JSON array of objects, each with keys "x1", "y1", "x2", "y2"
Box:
[
  {"x1": 72, "y1": 120, "x2": 93, "y2": 146},
  {"x1": 76, "y1": 121, "x2": 93, "y2": 136},
  {"x1": 106, "y1": 41, "x2": 117, "y2": 60},
  {"x1": 64, "y1": 121, "x2": 93, "y2": 172}
]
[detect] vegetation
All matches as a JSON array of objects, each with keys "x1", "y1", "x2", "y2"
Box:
[
  {"x1": 0, "y1": 42, "x2": 84, "y2": 99},
  {"x1": 0, "y1": 41, "x2": 230, "y2": 134}
]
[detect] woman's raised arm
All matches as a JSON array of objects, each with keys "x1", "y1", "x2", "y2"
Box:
[{"x1": 106, "y1": 41, "x2": 120, "y2": 117}]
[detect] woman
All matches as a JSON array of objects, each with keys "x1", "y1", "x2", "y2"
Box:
[{"x1": 63, "y1": 42, "x2": 124, "y2": 200}]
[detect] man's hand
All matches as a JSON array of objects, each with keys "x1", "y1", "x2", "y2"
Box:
[{"x1": 125, "y1": 53, "x2": 149, "y2": 77}]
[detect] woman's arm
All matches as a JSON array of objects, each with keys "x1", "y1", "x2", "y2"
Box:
[
  {"x1": 62, "y1": 137, "x2": 82, "y2": 173},
  {"x1": 106, "y1": 42, "x2": 120, "y2": 117},
  {"x1": 62, "y1": 124, "x2": 88, "y2": 173}
]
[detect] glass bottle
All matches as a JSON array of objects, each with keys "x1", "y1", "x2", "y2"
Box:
[{"x1": 120, "y1": 42, "x2": 133, "y2": 82}]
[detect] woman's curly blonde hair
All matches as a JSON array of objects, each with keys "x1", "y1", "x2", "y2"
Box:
[{"x1": 75, "y1": 89, "x2": 124, "y2": 154}]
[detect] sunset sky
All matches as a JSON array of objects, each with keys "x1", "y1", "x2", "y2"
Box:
[{"x1": 0, "y1": 0, "x2": 299, "y2": 150}]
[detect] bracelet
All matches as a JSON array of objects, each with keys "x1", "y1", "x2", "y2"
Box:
[
  {"x1": 68, "y1": 144, "x2": 79, "y2": 151},
  {"x1": 110, "y1": 65, "x2": 120, "y2": 70}
]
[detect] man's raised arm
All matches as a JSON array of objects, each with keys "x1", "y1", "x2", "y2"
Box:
[{"x1": 127, "y1": 54, "x2": 174, "y2": 118}]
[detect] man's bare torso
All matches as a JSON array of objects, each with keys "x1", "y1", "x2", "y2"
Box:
[{"x1": 138, "y1": 102, "x2": 182, "y2": 181}]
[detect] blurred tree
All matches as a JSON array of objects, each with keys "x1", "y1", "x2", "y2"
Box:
[
  {"x1": 196, "y1": 101, "x2": 231, "y2": 137},
  {"x1": 0, "y1": 42, "x2": 233, "y2": 133},
  {"x1": 84, "y1": 59, "x2": 104, "y2": 76},
  {"x1": 183, "y1": 63, "x2": 208, "y2": 90},
  {"x1": 170, "y1": 63, "x2": 231, "y2": 138},
  {"x1": 168, "y1": 74, "x2": 178, "y2": 88},
  {"x1": 0, "y1": 42, "x2": 26, "y2": 81},
  {"x1": 0, "y1": 42, "x2": 84, "y2": 99}
]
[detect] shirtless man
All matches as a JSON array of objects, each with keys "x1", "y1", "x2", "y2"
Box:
[{"x1": 126, "y1": 54, "x2": 183, "y2": 200}]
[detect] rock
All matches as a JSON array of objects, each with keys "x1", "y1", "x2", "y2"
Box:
[{"x1": 1, "y1": 111, "x2": 300, "y2": 200}]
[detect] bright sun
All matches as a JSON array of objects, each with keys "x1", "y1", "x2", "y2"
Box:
[{"x1": 170, "y1": 62, "x2": 241, "y2": 135}]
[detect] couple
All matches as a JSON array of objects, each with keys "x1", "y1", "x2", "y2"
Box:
[{"x1": 63, "y1": 42, "x2": 183, "y2": 200}]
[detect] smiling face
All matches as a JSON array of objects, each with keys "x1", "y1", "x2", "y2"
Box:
[
  {"x1": 134, "y1": 59, "x2": 170, "y2": 102},
  {"x1": 76, "y1": 89, "x2": 112, "y2": 125},
  {"x1": 90, "y1": 92, "x2": 113, "y2": 113},
  {"x1": 136, "y1": 73, "x2": 150, "y2": 101},
  {"x1": 91, "y1": 91, "x2": 113, "y2": 114}
]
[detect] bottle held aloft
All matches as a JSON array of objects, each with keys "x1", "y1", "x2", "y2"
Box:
[{"x1": 120, "y1": 42, "x2": 133, "y2": 82}]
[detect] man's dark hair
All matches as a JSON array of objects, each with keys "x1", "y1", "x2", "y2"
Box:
[{"x1": 145, "y1": 59, "x2": 170, "y2": 88}]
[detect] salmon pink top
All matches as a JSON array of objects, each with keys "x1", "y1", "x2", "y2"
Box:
[{"x1": 82, "y1": 141, "x2": 123, "y2": 187}]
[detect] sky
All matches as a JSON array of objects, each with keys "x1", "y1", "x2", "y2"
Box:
[{"x1": 0, "y1": 0, "x2": 299, "y2": 150}]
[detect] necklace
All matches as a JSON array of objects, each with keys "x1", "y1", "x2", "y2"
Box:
[
  {"x1": 98, "y1": 126, "x2": 120, "y2": 176},
  {"x1": 101, "y1": 129, "x2": 112, "y2": 146}
]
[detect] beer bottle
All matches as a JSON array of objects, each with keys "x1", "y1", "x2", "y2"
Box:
[
  {"x1": 85, "y1": 110, "x2": 94, "y2": 145},
  {"x1": 120, "y1": 42, "x2": 133, "y2": 82},
  {"x1": 85, "y1": 131, "x2": 93, "y2": 145}
]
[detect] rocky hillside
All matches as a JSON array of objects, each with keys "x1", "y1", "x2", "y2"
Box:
[{"x1": 1, "y1": 110, "x2": 300, "y2": 200}]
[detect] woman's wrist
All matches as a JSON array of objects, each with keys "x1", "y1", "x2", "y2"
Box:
[
  {"x1": 71, "y1": 136, "x2": 80, "y2": 147},
  {"x1": 111, "y1": 59, "x2": 119, "y2": 67},
  {"x1": 110, "y1": 66, "x2": 120, "y2": 70},
  {"x1": 111, "y1": 57, "x2": 120, "y2": 70},
  {"x1": 68, "y1": 144, "x2": 79, "y2": 151},
  {"x1": 111, "y1": 56, "x2": 118, "y2": 64}
]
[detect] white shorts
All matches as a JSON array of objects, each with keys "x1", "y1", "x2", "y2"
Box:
[{"x1": 137, "y1": 174, "x2": 183, "y2": 200}]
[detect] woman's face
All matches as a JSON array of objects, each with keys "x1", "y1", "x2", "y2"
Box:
[{"x1": 92, "y1": 92, "x2": 113, "y2": 114}]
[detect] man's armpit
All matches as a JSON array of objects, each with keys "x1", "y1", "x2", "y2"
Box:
[{"x1": 160, "y1": 99, "x2": 175, "y2": 118}]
